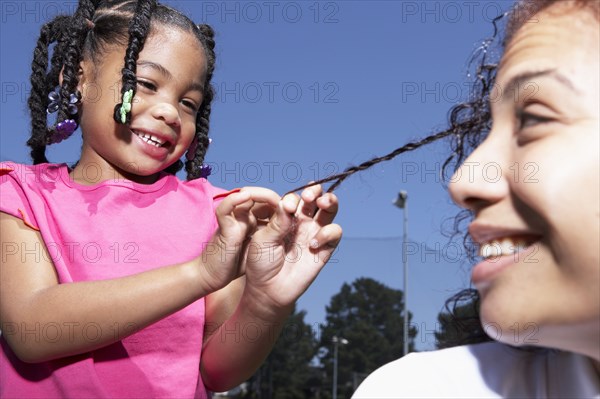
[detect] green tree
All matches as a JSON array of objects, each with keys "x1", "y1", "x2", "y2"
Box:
[
  {"x1": 244, "y1": 306, "x2": 319, "y2": 399},
  {"x1": 318, "y1": 277, "x2": 417, "y2": 399}
]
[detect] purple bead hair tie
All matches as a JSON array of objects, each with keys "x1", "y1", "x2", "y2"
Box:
[
  {"x1": 46, "y1": 86, "x2": 81, "y2": 145},
  {"x1": 47, "y1": 86, "x2": 79, "y2": 115},
  {"x1": 48, "y1": 120, "x2": 78, "y2": 144},
  {"x1": 199, "y1": 164, "x2": 212, "y2": 179}
]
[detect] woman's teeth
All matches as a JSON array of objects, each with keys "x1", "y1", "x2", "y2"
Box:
[
  {"x1": 479, "y1": 237, "x2": 530, "y2": 259},
  {"x1": 134, "y1": 131, "x2": 165, "y2": 147}
]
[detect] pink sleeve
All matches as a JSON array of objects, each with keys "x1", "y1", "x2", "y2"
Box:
[{"x1": 0, "y1": 163, "x2": 40, "y2": 230}]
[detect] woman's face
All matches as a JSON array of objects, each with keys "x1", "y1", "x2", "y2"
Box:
[{"x1": 449, "y1": 3, "x2": 599, "y2": 359}]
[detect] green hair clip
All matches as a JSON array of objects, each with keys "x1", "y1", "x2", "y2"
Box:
[{"x1": 119, "y1": 89, "x2": 134, "y2": 124}]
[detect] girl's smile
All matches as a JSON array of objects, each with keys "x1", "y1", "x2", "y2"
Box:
[
  {"x1": 73, "y1": 26, "x2": 207, "y2": 185},
  {"x1": 131, "y1": 127, "x2": 173, "y2": 160}
]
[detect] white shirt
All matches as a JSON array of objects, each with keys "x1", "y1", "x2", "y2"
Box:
[{"x1": 352, "y1": 342, "x2": 600, "y2": 398}]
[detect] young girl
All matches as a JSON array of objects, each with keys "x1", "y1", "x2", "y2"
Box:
[
  {"x1": 297, "y1": 0, "x2": 599, "y2": 396},
  {"x1": 0, "y1": 1, "x2": 342, "y2": 397}
]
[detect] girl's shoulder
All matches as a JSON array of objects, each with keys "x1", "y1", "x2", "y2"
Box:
[
  {"x1": 180, "y1": 175, "x2": 239, "y2": 204},
  {"x1": 0, "y1": 161, "x2": 66, "y2": 182},
  {"x1": 0, "y1": 162, "x2": 68, "y2": 194},
  {"x1": 0, "y1": 162, "x2": 68, "y2": 230}
]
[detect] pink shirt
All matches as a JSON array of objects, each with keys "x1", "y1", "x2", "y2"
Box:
[{"x1": 0, "y1": 162, "x2": 232, "y2": 398}]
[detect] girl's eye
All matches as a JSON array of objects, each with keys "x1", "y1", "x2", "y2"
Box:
[
  {"x1": 182, "y1": 100, "x2": 199, "y2": 112},
  {"x1": 137, "y1": 80, "x2": 157, "y2": 91}
]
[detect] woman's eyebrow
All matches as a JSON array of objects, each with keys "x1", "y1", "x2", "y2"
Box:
[
  {"x1": 502, "y1": 69, "x2": 579, "y2": 101},
  {"x1": 137, "y1": 60, "x2": 204, "y2": 92}
]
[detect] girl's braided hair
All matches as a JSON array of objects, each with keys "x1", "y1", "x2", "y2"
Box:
[{"x1": 26, "y1": 0, "x2": 216, "y2": 180}]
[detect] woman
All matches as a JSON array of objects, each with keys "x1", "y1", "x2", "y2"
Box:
[{"x1": 351, "y1": 0, "x2": 599, "y2": 396}]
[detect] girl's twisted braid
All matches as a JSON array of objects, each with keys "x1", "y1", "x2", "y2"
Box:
[
  {"x1": 27, "y1": 16, "x2": 69, "y2": 163},
  {"x1": 26, "y1": 0, "x2": 98, "y2": 164},
  {"x1": 113, "y1": 0, "x2": 157, "y2": 125},
  {"x1": 183, "y1": 24, "x2": 216, "y2": 180}
]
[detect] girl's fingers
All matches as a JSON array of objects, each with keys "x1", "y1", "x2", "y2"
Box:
[
  {"x1": 281, "y1": 193, "x2": 301, "y2": 214},
  {"x1": 232, "y1": 199, "x2": 255, "y2": 217},
  {"x1": 251, "y1": 202, "x2": 276, "y2": 222},
  {"x1": 314, "y1": 193, "x2": 339, "y2": 226},
  {"x1": 216, "y1": 187, "x2": 281, "y2": 228},
  {"x1": 310, "y1": 223, "x2": 343, "y2": 250},
  {"x1": 255, "y1": 195, "x2": 298, "y2": 242},
  {"x1": 233, "y1": 202, "x2": 258, "y2": 236},
  {"x1": 240, "y1": 187, "x2": 281, "y2": 209},
  {"x1": 216, "y1": 191, "x2": 251, "y2": 219},
  {"x1": 296, "y1": 183, "x2": 322, "y2": 219}
]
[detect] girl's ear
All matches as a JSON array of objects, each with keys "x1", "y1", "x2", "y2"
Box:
[
  {"x1": 58, "y1": 62, "x2": 86, "y2": 90},
  {"x1": 76, "y1": 61, "x2": 88, "y2": 94}
]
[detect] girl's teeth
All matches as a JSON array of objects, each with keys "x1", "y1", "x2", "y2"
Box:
[{"x1": 135, "y1": 131, "x2": 164, "y2": 147}]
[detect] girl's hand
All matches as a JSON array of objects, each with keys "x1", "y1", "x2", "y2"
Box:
[
  {"x1": 241, "y1": 184, "x2": 342, "y2": 317},
  {"x1": 201, "y1": 188, "x2": 279, "y2": 292}
]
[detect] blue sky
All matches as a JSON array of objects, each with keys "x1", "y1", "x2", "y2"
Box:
[{"x1": 0, "y1": 1, "x2": 513, "y2": 351}]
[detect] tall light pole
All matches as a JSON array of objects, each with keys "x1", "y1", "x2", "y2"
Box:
[
  {"x1": 332, "y1": 336, "x2": 349, "y2": 399},
  {"x1": 393, "y1": 191, "x2": 409, "y2": 356}
]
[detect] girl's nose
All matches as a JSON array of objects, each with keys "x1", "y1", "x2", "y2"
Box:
[
  {"x1": 448, "y1": 133, "x2": 509, "y2": 213},
  {"x1": 150, "y1": 102, "x2": 180, "y2": 128}
]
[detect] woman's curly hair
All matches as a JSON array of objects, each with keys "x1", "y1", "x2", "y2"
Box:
[{"x1": 292, "y1": 0, "x2": 599, "y2": 347}]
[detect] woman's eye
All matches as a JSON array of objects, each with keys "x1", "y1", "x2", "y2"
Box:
[
  {"x1": 516, "y1": 110, "x2": 553, "y2": 130},
  {"x1": 137, "y1": 80, "x2": 157, "y2": 91}
]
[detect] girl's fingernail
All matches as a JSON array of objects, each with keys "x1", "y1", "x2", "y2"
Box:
[
  {"x1": 310, "y1": 239, "x2": 319, "y2": 248},
  {"x1": 283, "y1": 195, "x2": 296, "y2": 209}
]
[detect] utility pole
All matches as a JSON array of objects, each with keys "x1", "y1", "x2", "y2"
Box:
[{"x1": 393, "y1": 191, "x2": 409, "y2": 356}]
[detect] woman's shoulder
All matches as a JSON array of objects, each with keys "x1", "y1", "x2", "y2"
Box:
[
  {"x1": 352, "y1": 342, "x2": 599, "y2": 398},
  {"x1": 352, "y1": 342, "x2": 501, "y2": 398}
]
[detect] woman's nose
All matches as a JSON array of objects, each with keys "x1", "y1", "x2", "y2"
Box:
[{"x1": 448, "y1": 134, "x2": 509, "y2": 212}]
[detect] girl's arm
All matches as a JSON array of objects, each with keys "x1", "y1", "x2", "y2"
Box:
[
  {"x1": 0, "y1": 188, "x2": 279, "y2": 363},
  {"x1": 201, "y1": 184, "x2": 342, "y2": 392}
]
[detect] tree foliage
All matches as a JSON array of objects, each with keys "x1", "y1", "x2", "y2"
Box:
[
  {"x1": 317, "y1": 277, "x2": 417, "y2": 398},
  {"x1": 244, "y1": 306, "x2": 319, "y2": 399}
]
